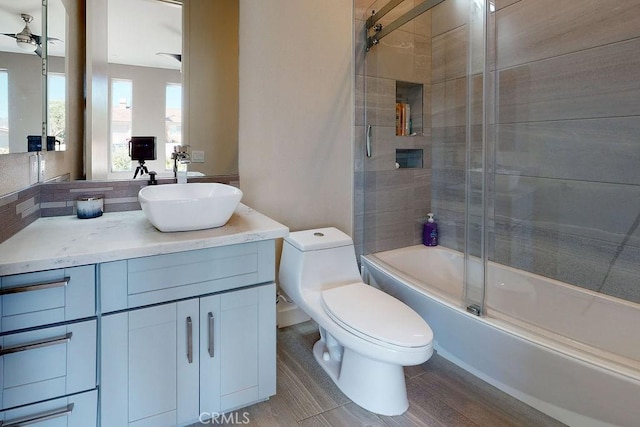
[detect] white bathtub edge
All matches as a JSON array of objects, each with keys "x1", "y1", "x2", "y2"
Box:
[
  {"x1": 362, "y1": 255, "x2": 640, "y2": 427},
  {"x1": 433, "y1": 344, "x2": 618, "y2": 427}
]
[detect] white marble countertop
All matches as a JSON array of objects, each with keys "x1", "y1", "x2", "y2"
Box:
[{"x1": 0, "y1": 204, "x2": 289, "y2": 276}]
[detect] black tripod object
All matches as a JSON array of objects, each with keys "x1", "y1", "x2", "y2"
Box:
[{"x1": 133, "y1": 160, "x2": 150, "y2": 179}]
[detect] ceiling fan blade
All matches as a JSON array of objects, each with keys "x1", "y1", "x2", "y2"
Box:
[
  {"x1": 156, "y1": 52, "x2": 182, "y2": 62},
  {"x1": 35, "y1": 44, "x2": 42, "y2": 57},
  {"x1": 1, "y1": 33, "x2": 18, "y2": 40}
]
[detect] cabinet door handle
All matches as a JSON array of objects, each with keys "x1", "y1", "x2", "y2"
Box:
[
  {"x1": 207, "y1": 312, "x2": 214, "y2": 358},
  {"x1": 0, "y1": 332, "x2": 72, "y2": 357},
  {"x1": 186, "y1": 316, "x2": 193, "y2": 364},
  {"x1": 0, "y1": 277, "x2": 69, "y2": 296},
  {"x1": 366, "y1": 124, "x2": 372, "y2": 157},
  {"x1": 0, "y1": 402, "x2": 74, "y2": 426}
]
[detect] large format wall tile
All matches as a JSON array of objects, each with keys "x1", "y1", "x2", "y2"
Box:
[
  {"x1": 431, "y1": 0, "x2": 469, "y2": 37},
  {"x1": 432, "y1": 77, "x2": 467, "y2": 127},
  {"x1": 497, "y1": 118, "x2": 640, "y2": 185},
  {"x1": 498, "y1": 37, "x2": 640, "y2": 123},
  {"x1": 432, "y1": 26, "x2": 468, "y2": 83},
  {"x1": 494, "y1": 175, "x2": 640, "y2": 246},
  {"x1": 496, "y1": 0, "x2": 640, "y2": 69},
  {"x1": 363, "y1": 76, "x2": 396, "y2": 127},
  {"x1": 494, "y1": 0, "x2": 521, "y2": 12},
  {"x1": 363, "y1": 169, "x2": 431, "y2": 252},
  {"x1": 600, "y1": 244, "x2": 640, "y2": 303},
  {"x1": 366, "y1": 27, "x2": 431, "y2": 84}
]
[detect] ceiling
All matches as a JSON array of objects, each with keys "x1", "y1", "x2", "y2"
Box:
[
  {"x1": 0, "y1": 0, "x2": 181, "y2": 70},
  {"x1": 108, "y1": 0, "x2": 182, "y2": 70}
]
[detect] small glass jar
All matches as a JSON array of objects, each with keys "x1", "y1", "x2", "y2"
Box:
[{"x1": 76, "y1": 195, "x2": 104, "y2": 219}]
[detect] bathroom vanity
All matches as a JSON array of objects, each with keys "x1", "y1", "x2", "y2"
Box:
[{"x1": 0, "y1": 205, "x2": 288, "y2": 426}]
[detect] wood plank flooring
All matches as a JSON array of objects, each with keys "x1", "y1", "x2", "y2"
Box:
[{"x1": 198, "y1": 321, "x2": 565, "y2": 426}]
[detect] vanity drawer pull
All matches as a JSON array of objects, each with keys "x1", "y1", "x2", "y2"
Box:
[
  {"x1": 186, "y1": 317, "x2": 193, "y2": 364},
  {"x1": 0, "y1": 402, "x2": 74, "y2": 426},
  {"x1": 0, "y1": 277, "x2": 70, "y2": 296},
  {"x1": 0, "y1": 332, "x2": 73, "y2": 356},
  {"x1": 208, "y1": 312, "x2": 215, "y2": 358}
]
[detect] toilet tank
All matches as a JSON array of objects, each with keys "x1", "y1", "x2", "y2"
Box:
[{"x1": 279, "y1": 228, "x2": 362, "y2": 296}]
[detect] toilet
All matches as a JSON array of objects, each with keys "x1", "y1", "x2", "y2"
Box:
[{"x1": 279, "y1": 227, "x2": 434, "y2": 416}]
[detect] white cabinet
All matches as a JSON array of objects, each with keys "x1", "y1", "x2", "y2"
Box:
[
  {"x1": 101, "y1": 284, "x2": 276, "y2": 427},
  {"x1": 200, "y1": 285, "x2": 276, "y2": 415},
  {"x1": 1, "y1": 238, "x2": 279, "y2": 427},
  {"x1": 0, "y1": 320, "x2": 96, "y2": 410},
  {"x1": 102, "y1": 300, "x2": 199, "y2": 427},
  {"x1": 0, "y1": 266, "x2": 97, "y2": 426},
  {"x1": 0, "y1": 265, "x2": 95, "y2": 333},
  {"x1": 0, "y1": 390, "x2": 97, "y2": 427}
]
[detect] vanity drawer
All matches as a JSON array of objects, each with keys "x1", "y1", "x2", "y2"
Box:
[
  {"x1": 100, "y1": 241, "x2": 275, "y2": 312},
  {"x1": 0, "y1": 389, "x2": 97, "y2": 427},
  {"x1": 0, "y1": 265, "x2": 95, "y2": 333},
  {"x1": 0, "y1": 319, "x2": 96, "y2": 410}
]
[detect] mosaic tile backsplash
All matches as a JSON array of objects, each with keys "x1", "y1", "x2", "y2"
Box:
[{"x1": 0, "y1": 176, "x2": 239, "y2": 244}]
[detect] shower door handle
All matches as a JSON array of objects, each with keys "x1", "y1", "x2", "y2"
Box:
[{"x1": 366, "y1": 125, "x2": 372, "y2": 157}]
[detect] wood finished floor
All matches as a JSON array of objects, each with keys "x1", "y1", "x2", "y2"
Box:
[{"x1": 196, "y1": 321, "x2": 565, "y2": 426}]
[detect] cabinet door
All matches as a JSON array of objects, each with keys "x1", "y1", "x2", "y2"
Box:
[
  {"x1": 101, "y1": 300, "x2": 199, "y2": 427},
  {"x1": 200, "y1": 284, "x2": 276, "y2": 413}
]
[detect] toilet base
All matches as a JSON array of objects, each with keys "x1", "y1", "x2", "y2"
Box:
[{"x1": 312, "y1": 340, "x2": 409, "y2": 416}]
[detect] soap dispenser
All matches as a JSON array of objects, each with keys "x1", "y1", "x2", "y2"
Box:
[{"x1": 423, "y1": 213, "x2": 438, "y2": 246}]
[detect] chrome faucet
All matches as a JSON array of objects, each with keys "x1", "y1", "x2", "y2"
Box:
[{"x1": 172, "y1": 145, "x2": 191, "y2": 184}]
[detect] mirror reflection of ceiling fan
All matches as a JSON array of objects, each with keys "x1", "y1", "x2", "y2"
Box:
[
  {"x1": 1, "y1": 13, "x2": 61, "y2": 57},
  {"x1": 156, "y1": 52, "x2": 181, "y2": 62}
]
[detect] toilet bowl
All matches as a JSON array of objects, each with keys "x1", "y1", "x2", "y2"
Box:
[{"x1": 278, "y1": 227, "x2": 434, "y2": 416}]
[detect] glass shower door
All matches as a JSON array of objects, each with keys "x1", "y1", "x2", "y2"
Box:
[
  {"x1": 357, "y1": 0, "x2": 488, "y2": 311},
  {"x1": 359, "y1": 1, "x2": 433, "y2": 257}
]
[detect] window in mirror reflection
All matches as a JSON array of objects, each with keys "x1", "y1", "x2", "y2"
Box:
[
  {"x1": 0, "y1": 70, "x2": 7, "y2": 155},
  {"x1": 165, "y1": 83, "x2": 182, "y2": 170},
  {"x1": 110, "y1": 79, "x2": 133, "y2": 172},
  {"x1": 48, "y1": 73, "x2": 66, "y2": 151}
]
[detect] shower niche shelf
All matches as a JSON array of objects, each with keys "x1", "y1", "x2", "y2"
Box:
[
  {"x1": 395, "y1": 81, "x2": 423, "y2": 137},
  {"x1": 396, "y1": 149, "x2": 423, "y2": 169}
]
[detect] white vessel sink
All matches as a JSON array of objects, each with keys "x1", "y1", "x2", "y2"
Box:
[{"x1": 138, "y1": 183, "x2": 243, "y2": 232}]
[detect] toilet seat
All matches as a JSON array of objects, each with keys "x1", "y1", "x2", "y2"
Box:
[{"x1": 321, "y1": 282, "x2": 433, "y2": 350}]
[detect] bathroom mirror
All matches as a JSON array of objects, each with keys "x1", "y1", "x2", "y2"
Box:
[
  {"x1": 86, "y1": 0, "x2": 183, "y2": 180},
  {"x1": 0, "y1": 0, "x2": 45, "y2": 154},
  {"x1": 86, "y1": 0, "x2": 239, "y2": 181}
]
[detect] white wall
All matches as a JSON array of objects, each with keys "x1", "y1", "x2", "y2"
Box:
[{"x1": 238, "y1": 0, "x2": 354, "y2": 235}]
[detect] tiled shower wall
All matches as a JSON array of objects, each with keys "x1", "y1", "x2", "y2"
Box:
[
  {"x1": 354, "y1": 0, "x2": 433, "y2": 256},
  {"x1": 491, "y1": 0, "x2": 640, "y2": 303},
  {"x1": 429, "y1": 0, "x2": 478, "y2": 252},
  {"x1": 355, "y1": 0, "x2": 640, "y2": 304}
]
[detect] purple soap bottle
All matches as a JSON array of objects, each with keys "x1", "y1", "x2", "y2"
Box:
[{"x1": 423, "y1": 213, "x2": 438, "y2": 246}]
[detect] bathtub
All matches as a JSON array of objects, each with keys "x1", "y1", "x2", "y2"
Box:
[{"x1": 361, "y1": 245, "x2": 640, "y2": 427}]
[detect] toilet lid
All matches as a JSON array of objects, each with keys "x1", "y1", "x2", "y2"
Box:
[{"x1": 321, "y1": 282, "x2": 433, "y2": 348}]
